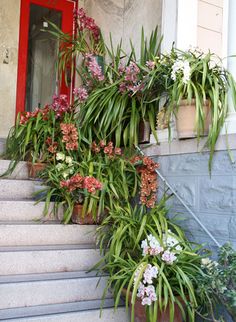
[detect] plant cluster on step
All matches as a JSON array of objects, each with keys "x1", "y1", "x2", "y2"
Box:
[
  {"x1": 2, "y1": 94, "x2": 75, "y2": 176},
  {"x1": 38, "y1": 137, "x2": 160, "y2": 224},
  {"x1": 94, "y1": 199, "x2": 214, "y2": 322}
]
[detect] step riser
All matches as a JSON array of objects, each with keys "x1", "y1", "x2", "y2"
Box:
[
  {"x1": 0, "y1": 201, "x2": 62, "y2": 222},
  {"x1": 0, "y1": 225, "x2": 96, "y2": 246},
  {"x1": 0, "y1": 160, "x2": 28, "y2": 180},
  {"x1": 3, "y1": 308, "x2": 129, "y2": 322},
  {"x1": 0, "y1": 179, "x2": 35, "y2": 200},
  {"x1": 0, "y1": 249, "x2": 101, "y2": 275},
  {"x1": 0, "y1": 161, "x2": 115, "y2": 320},
  {"x1": 0, "y1": 277, "x2": 110, "y2": 309}
]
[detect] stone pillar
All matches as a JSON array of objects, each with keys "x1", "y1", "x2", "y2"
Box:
[{"x1": 222, "y1": 0, "x2": 236, "y2": 134}]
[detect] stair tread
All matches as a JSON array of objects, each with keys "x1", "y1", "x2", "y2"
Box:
[
  {"x1": 0, "y1": 270, "x2": 104, "y2": 284},
  {"x1": 0, "y1": 159, "x2": 26, "y2": 164},
  {"x1": 0, "y1": 200, "x2": 45, "y2": 203},
  {"x1": 0, "y1": 221, "x2": 62, "y2": 225},
  {"x1": 0, "y1": 244, "x2": 97, "y2": 252},
  {"x1": 0, "y1": 163, "x2": 116, "y2": 320},
  {"x1": 0, "y1": 298, "x2": 122, "y2": 320},
  {"x1": 0, "y1": 221, "x2": 61, "y2": 225},
  {"x1": 0, "y1": 178, "x2": 37, "y2": 182},
  {"x1": 0, "y1": 224, "x2": 97, "y2": 247},
  {"x1": 0, "y1": 223, "x2": 97, "y2": 226}
]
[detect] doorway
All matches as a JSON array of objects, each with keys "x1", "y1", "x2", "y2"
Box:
[{"x1": 16, "y1": 0, "x2": 75, "y2": 115}]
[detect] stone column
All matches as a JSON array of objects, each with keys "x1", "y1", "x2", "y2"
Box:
[{"x1": 222, "y1": 0, "x2": 236, "y2": 134}]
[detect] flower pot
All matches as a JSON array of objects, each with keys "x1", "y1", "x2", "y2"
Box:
[
  {"x1": 134, "y1": 298, "x2": 183, "y2": 322},
  {"x1": 176, "y1": 99, "x2": 211, "y2": 139},
  {"x1": 123, "y1": 290, "x2": 184, "y2": 322},
  {"x1": 71, "y1": 204, "x2": 101, "y2": 225},
  {"x1": 27, "y1": 162, "x2": 47, "y2": 179},
  {"x1": 139, "y1": 120, "x2": 151, "y2": 144}
]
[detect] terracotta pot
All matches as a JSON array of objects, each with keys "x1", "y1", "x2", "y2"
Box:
[
  {"x1": 71, "y1": 204, "x2": 102, "y2": 225},
  {"x1": 139, "y1": 120, "x2": 151, "y2": 143},
  {"x1": 124, "y1": 290, "x2": 184, "y2": 322},
  {"x1": 27, "y1": 162, "x2": 47, "y2": 179},
  {"x1": 176, "y1": 99, "x2": 211, "y2": 139}
]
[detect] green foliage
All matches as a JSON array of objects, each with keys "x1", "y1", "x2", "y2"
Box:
[
  {"x1": 45, "y1": 16, "x2": 106, "y2": 85},
  {"x1": 94, "y1": 200, "x2": 209, "y2": 322},
  {"x1": 145, "y1": 48, "x2": 236, "y2": 171},
  {"x1": 79, "y1": 86, "x2": 156, "y2": 147},
  {"x1": 79, "y1": 28, "x2": 162, "y2": 146},
  {"x1": 2, "y1": 108, "x2": 74, "y2": 176},
  {"x1": 95, "y1": 197, "x2": 184, "y2": 264},
  {"x1": 39, "y1": 145, "x2": 139, "y2": 223},
  {"x1": 139, "y1": 27, "x2": 163, "y2": 66},
  {"x1": 196, "y1": 243, "x2": 236, "y2": 322}
]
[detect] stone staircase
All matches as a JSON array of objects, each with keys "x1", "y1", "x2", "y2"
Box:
[{"x1": 0, "y1": 160, "x2": 129, "y2": 321}]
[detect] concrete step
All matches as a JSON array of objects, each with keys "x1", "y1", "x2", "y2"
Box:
[
  {"x1": 0, "y1": 271, "x2": 111, "y2": 310},
  {"x1": 0, "y1": 224, "x2": 96, "y2": 246},
  {"x1": 0, "y1": 244, "x2": 101, "y2": 275},
  {"x1": 0, "y1": 300, "x2": 129, "y2": 321},
  {"x1": 0, "y1": 179, "x2": 36, "y2": 200},
  {"x1": 0, "y1": 200, "x2": 62, "y2": 222},
  {"x1": 0, "y1": 160, "x2": 28, "y2": 179}
]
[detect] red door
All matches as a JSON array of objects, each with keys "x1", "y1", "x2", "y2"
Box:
[{"x1": 16, "y1": 0, "x2": 76, "y2": 115}]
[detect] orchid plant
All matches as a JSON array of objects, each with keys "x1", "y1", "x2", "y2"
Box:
[
  {"x1": 37, "y1": 150, "x2": 103, "y2": 223},
  {"x1": 78, "y1": 27, "x2": 162, "y2": 147},
  {"x1": 94, "y1": 200, "x2": 210, "y2": 322},
  {"x1": 2, "y1": 95, "x2": 75, "y2": 176},
  {"x1": 73, "y1": 8, "x2": 105, "y2": 56},
  {"x1": 47, "y1": 7, "x2": 105, "y2": 87},
  {"x1": 145, "y1": 48, "x2": 236, "y2": 170},
  {"x1": 130, "y1": 154, "x2": 159, "y2": 208},
  {"x1": 38, "y1": 140, "x2": 140, "y2": 223}
]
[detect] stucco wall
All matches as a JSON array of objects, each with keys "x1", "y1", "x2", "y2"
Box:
[
  {"x1": 154, "y1": 150, "x2": 236, "y2": 253},
  {"x1": 0, "y1": 0, "x2": 21, "y2": 138},
  {"x1": 83, "y1": 0, "x2": 163, "y2": 56}
]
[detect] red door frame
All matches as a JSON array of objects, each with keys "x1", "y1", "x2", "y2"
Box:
[{"x1": 15, "y1": 0, "x2": 77, "y2": 116}]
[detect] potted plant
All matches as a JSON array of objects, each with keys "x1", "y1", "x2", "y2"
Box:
[
  {"x1": 47, "y1": 7, "x2": 106, "y2": 87},
  {"x1": 37, "y1": 151, "x2": 103, "y2": 224},
  {"x1": 145, "y1": 48, "x2": 236, "y2": 169},
  {"x1": 78, "y1": 28, "x2": 162, "y2": 147},
  {"x1": 196, "y1": 243, "x2": 236, "y2": 322},
  {"x1": 39, "y1": 141, "x2": 139, "y2": 224},
  {"x1": 94, "y1": 201, "x2": 210, "y2": 322},
  {"x1": 27, "y1": 159, "x2": 47, "y2": 179},
  {"x1": 60, "y1": 170, "x2": 103, "y2": 225},
  {"x1": 1, "y1": 95, "x2": 75, "y2": 177}
]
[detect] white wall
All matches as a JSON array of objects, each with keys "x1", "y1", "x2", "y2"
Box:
[
  {"x1": 177, "y1": 0, "x2": 198, "y2": 50},
  {"x1": 197, "y1": 0, "x2": 224, "y2": 57},
  {"x1": 162, "y1": 0, "x2": 225, "y2": 57}
]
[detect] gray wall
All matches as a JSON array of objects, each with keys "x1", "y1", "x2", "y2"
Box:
[
  {"x1": 83, "y1": 0, "x2": 162, "y2": 56},
  {"x1": 155, "y1": 150, "x2": 236, "y2": 253}
]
